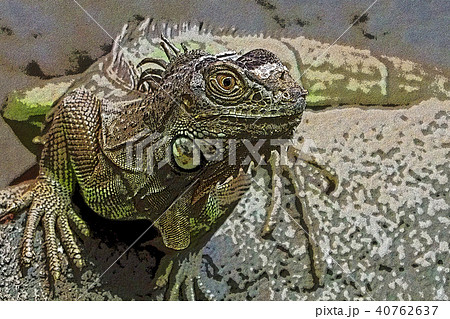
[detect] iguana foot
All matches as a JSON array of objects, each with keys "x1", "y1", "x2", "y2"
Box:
[
  {"x1": 152, "y1": 250, "x2": 204, "y2": 300},
  {"x1": 214, "y1": 168, "x2": 252, "y2": 206},
  {"x1": 261, "y1": 147, "x2": 339, "y2": 237},
  {"x1": 1, "y1": 178, "x2": 90, "y2": 281}
]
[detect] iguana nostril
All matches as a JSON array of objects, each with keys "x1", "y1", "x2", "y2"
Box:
[
  {"x1": 287, "y1": 87, "x2": 308, "y2": 100},
  {"x1": 252, "y1": 92, "x2": 262, "y2": 101}
]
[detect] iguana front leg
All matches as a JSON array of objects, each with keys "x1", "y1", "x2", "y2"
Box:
[
  {"x1": 26, "y1": 178, "x2": 90, "y2": 278},
  {"x1": 0, "y1": 91, "x2": 100, "y2": 281},
  {"x1": 0, "y1": 178, "x2": 90, "y2": 280}
]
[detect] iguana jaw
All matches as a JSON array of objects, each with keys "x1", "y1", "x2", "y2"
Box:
[
  {"x1": 187, "y1": 109, "x2": 304, "y2": 140},
  {"x1": 223, "y1": 95, "x2": 306, "y2": 119},
  {"x1": 193, "y1": 94, "x2": 306, "y2": 123},
  {"x1": 187, "y1": 83, "x2": 306, "y2": 139},
  {"x1": 197, "y1": 105, "x2": 305, "y2": 123}
]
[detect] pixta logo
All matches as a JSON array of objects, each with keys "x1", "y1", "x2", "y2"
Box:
[{"x1": 125, "y1": 130, "x2": 323, "y2": 175}]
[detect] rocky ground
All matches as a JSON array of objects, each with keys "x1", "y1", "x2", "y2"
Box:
[
  {"x1": 191, "y1": 99, "x2": 449, "y2": 300},
  {"x1": 1, "y1": 99, "x2": 448, "y2": 300}
]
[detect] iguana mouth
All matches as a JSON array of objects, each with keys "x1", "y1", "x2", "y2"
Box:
[
  {"x1": 219, "y1": 113, "x2": 302, "y2": 123},
  {"x1": 205, "y1": 98, "x2": 306, "y2": 122}
]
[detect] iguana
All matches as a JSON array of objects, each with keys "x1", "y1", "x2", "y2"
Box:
[
  {"x1": 1, "y1": 20, "x2": 448, "y2": 299},
  {"x1": 0, "y1": 26, "x2": 309, "y2": 282}
]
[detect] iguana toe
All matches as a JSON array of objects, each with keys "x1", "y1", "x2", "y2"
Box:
[
  {"x1": 43, "y1": 209, "x2": 62, "y2": 281},
  {"x1": 57, "y1": 214, "x2": 85, "y2": 269},
  {"x1": 0, "y1": 182, "x2": 34, "y2": 221},
  {"x1": 20, "y1": 199, "x2": 46, "y2": 268},
  {"x1": 66, "y1": 207, "x2": 91, "y2": 237},
  {"x1": 261, "y1": 150, "x2": 283, "y2": 237}
]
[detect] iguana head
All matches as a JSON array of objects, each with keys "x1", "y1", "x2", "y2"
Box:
[{"x1": 138, "y1": 37, "x2": 308, "y2": 141}]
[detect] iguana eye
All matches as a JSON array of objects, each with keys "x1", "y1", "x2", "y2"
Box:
[
  {"x1": 216, "y1": 74, "x2": 236, "y2": 90},
  {"x1": 211, "y1": 71, "x2": 239, "y2": 94},
  {"x1": 206, "y1": 65, "x2": 247, "y2": 103}
]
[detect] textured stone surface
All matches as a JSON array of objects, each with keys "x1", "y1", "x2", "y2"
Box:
[
  {"x1": 1, "y1": 99, "x2": 448, "y2": 300},
  {"x1": 189, "y1": 98, "x2": 449, "y2": 300},
  {"x1": 1, "y1": 0, "x2": 448, "y2": 76},
  {"x1": 0, "y1": 0, "x2": 449, "y2": 300},
  {"x1": 0, "y1": 117, "x2": 35, "y2": 188}
]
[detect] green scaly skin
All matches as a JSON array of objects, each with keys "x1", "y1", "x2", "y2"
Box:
[{"x1": 0, "y1": 40, "x2": 307, "y2": 282}]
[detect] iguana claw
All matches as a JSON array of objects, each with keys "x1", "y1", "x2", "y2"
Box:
[{"x1": 261, "y1": 147, "x2": 339, "y2": 237}]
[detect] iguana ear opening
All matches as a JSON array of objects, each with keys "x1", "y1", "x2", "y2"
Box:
[{"x1": 181, "y1": 94, "x2": 194, "y2": 109}]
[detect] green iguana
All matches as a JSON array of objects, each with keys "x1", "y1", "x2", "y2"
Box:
[
  {"x1": 0, "y1": 20, "x2": 448, "y2": 296},
  {"x1": 0, "y1": 26, "x2": 309, "y2": 282}
]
